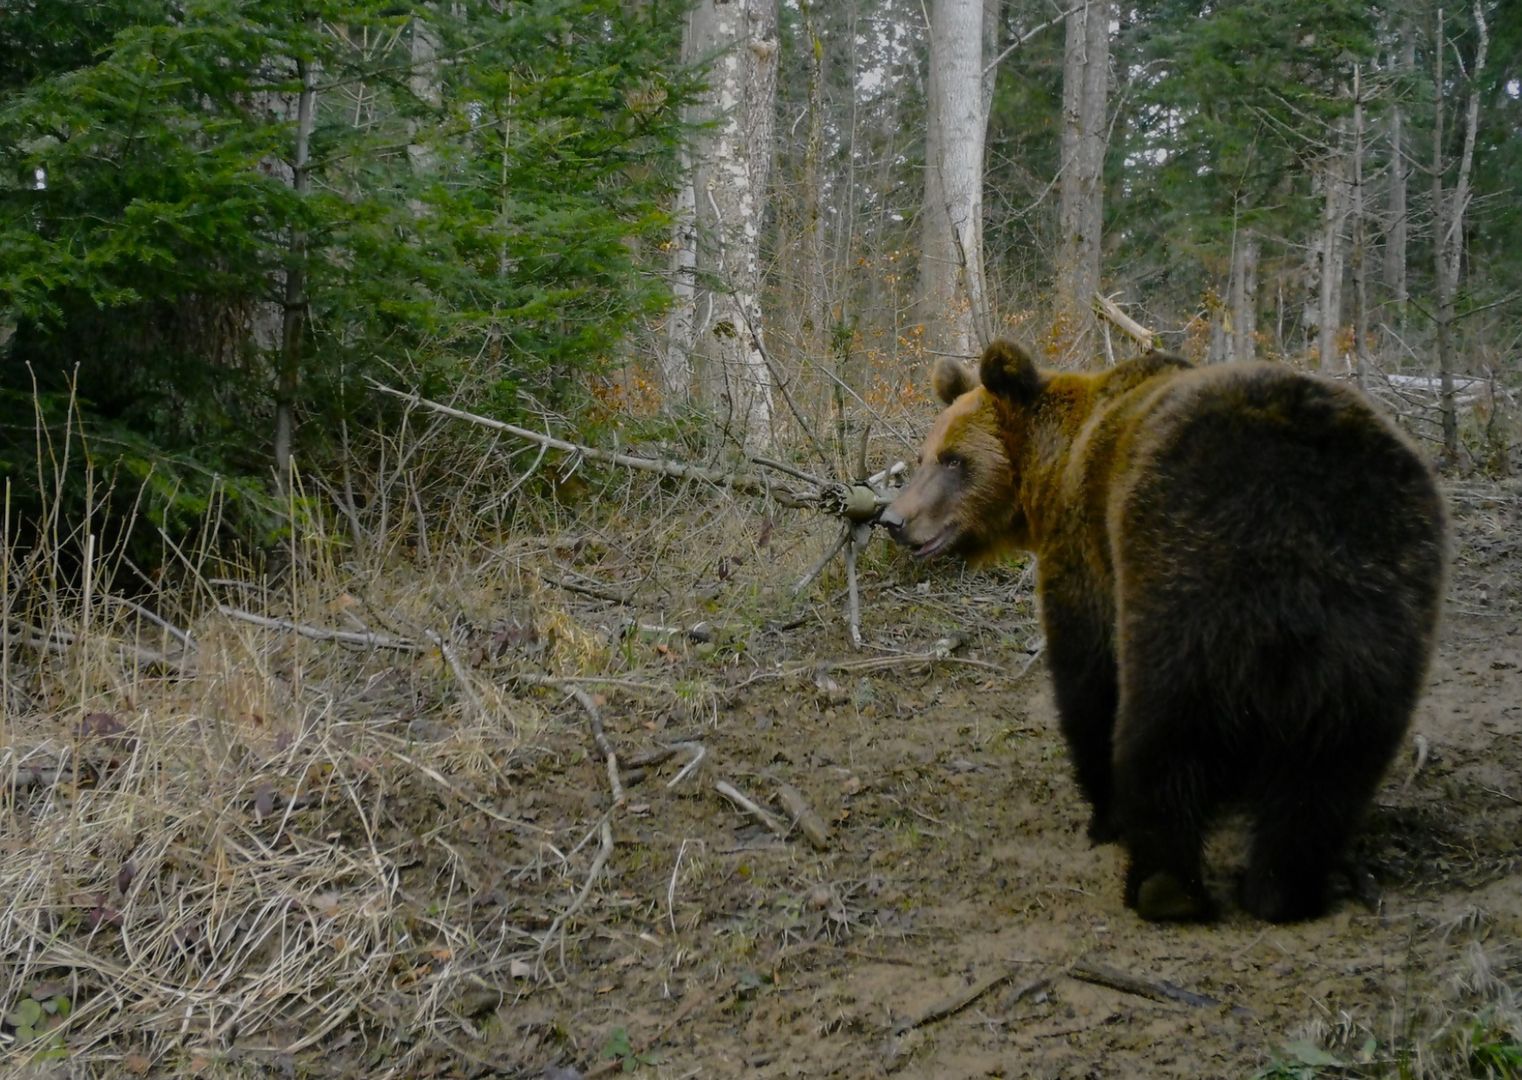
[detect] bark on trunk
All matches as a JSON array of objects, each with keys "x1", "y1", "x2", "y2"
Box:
[
  {"x1": 274, "y1": 54, "x2": 315, "y2": 487},
  {"x1": 1229, "y1": 233, "x2": 1259, "y2": 364},
  {"x1": 407, "y1": 9, "x2": 441, "y2": 177},
  {"x1": 1056, "y1": 0, "x2": 1111, "y2": 359},
  {"x1": 701, "y1": 0, "x2": 780, "y2": 451},
  {"x1": 1383, "y1": 30, "x2": 1415, "y2": 329},
  {"x1": 919, "y1": 0, "x2": 990, "y2": 360},
  {"x1": 1317, "y1": 122, "x2": 1349, "y2": 373},
  {"x1": 1350, "y1": 63, "x2": 1370, "y2": 388},
  {"x1": 664, "y1": 141, "x2": 698, "y2": 402},
  {"x1": 1432, "y1": 0, "x2": 1488, "y2": 464}
]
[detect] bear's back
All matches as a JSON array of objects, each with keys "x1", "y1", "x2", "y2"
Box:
[{"x1": 1107, "y1": 361, "x2": 1446, "y2": 747}]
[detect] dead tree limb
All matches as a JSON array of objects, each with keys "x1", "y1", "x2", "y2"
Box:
[
  {"x1": 371, "y1": 382, "x2": 909, "y2": 645},
  {"x1": 893, "y1": 967, "x2": 1048, "y2": 1035},
  {"x1": 1068, "y1": 957, "x2": 1249, "y2": 1016},
  {"x1": 1092, "y1": 294, "x2": 1158, "y2": 351}
]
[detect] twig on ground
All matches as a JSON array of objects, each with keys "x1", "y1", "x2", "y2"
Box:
[
  {"x1": 1067, "y1": 957, "x2": 1249, "y2": 1016},
  {"x1": 217, "y1": 607, "x2": 418, "y2": 650},
  {"x1": 667, "y1": 837, "x2": 702, "y2": 933},
  {"x1": 515, "y1": 673, "x2": 624, "y2": 804},
  {"x1": 714, "y1": 779, "x2": 788, "y2": 837},
  {"x1": 530, "y1": 568, "x2": 631, "y2": 606},
  {"x1": 793, "y1": 525, "x2": 850, "y2": 595},
  {"x1": 110, "y1": 595, "x2": 195, "y2": 650},
  {"x1": 527, "y1": 675, "x2": 627, "y2": 972},
  {"x1": 419, "y1": 626, "x2": 491, "y2": 724},
  {"x1": 666, "y1": 742, "x2": 706, "y2": 789},
  {"x1": 893, "y1": 967, "x2": 1048, "y2": 1035},
  {"x1": 775, "y1": 782, "x2": 830, "y2": 850},
  {"x1": 12, "y1": 622, "x2": 183, "y2": 670}
]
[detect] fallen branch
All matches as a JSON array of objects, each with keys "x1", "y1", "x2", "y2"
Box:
[
  {"x1": 1068, "y1": 957, "x2": 1248, "y2": 1016},
  {"x1": 515, "y1": 674, "x2": 624, "y2": 804},
  {"x1": 530, "y1": 569, "x2": 631, "y2": 606},
  {"x1": 1092, "y1": 293, "x2": 1158, "y2": 351},
  {"x1": 217, "y1": 607, "x2": 418, "y2": 651},
  {"x1": 714, "y1": 779, "x2": 788, "y2": 838},
  {"x1": 893, "y1": 967, "x2": 1048, "y2": 1035},
  {"x1": 373, "y1": 381, "x2": 835, "y2": 509},
  {"x1": 371, "y1": 382, "x2": 909, "y2": 646},
  {"x1": 775, "y1": 782, "x2": 830, "y2": 851}
]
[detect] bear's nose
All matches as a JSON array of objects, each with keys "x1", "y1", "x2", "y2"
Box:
[{"x1": 878, "y1": 506, "x2": 906, "y2": 542}]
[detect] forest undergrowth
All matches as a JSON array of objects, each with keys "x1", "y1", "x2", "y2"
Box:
[{"x1": 2, "y1": 391, "x2": 1520, "y2": 1079}]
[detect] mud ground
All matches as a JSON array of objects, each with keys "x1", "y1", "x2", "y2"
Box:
[{"x1": 338, "y1": 480, "x2": 1521, "y2": 1079}]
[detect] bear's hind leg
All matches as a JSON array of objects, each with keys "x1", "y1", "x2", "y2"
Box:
[
  {"x1": 1112, "y1": 705, "x2": 1219, "y2": 922},
  {"x1": 1241, "y1": 775, "x2": 1378, "y2": 923}
]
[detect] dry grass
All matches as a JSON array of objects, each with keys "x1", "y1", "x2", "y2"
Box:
[{"x1": 0, "y1": 398, "x2": 890, "y2": 1076}]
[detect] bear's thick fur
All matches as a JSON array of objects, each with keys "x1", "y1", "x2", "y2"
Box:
[{"x1": 882, "y1": 340, "x2": 1447, "y2": 922}]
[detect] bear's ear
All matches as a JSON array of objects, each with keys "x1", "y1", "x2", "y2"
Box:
[
  {"x1": 979, "y1": 340, "x2": 1043, "y2": 404},
  {"x1": 930, "y1": 355, "x2": 980, "y2": 404}
]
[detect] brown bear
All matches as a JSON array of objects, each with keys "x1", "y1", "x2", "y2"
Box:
[{"x1": 881, "y1": 340, "x2": 1447, "y2": 922}]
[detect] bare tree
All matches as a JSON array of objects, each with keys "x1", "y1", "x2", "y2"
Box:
[
  {"x1": 1229, "y1": 230, "x2": 1259, "y2": 363},
  {"x1": 919, "y1": 0, "x2": 991, "y2": 360},
  {"x1": 1383, "y1": 25, "x2": 1416, "y2": 330},
  {"x1": 669, "y1": 0, "x2": 780, "y2": 451},
  {"x1": 1316, "y1": 118, "x2": 1350, "y2": 373},
  {"x1": 1431, "y1": 0, "x2": 1488, "y2": 463},
  {"x1": 1055, "y1": 0, "x2": 1110, "y2": 358},
  {"x1": 1350, "y1": 62, "x2": 1370, "y2": 386},
  {"x1": 274, "y1": 53, "x2": 315, "y2": 486}
]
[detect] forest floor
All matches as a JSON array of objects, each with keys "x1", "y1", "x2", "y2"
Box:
[
  {"x1": 2, "y1": 469, "x2": 1520, "y2": 1079},
  {"x1": 474, "y1": 478, "x2": 1522, "y2": 1080}
]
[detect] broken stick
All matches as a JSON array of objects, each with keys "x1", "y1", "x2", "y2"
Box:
[
  {"x1": 893, "y1": 968, "x2": 1049, "y2": 1035},
  {"x1": 1068, "y1": 957, "x2": 1249, "y2": 1016}
]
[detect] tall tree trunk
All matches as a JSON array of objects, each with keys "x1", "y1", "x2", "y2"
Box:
[
  {"x1": 664, "y1": 11, "x2": 701, "y2": 405},
  {"x1": 1383, "y1": 29, "x2": 1415, "y2": 330},
  {"x1": 407, "y1": 9, "x2": 441, "y2": 178},
  {"x1": 274, "y1": 54, "x2": 315, "y2": 487},
  {"x1": 1317, "y1": 120, "x2": 1349, "y2": 373},
  {"x1": 919, "y1": 0, "x2": 990, "y2": 361},
  {"x1": 800, "y1": 0, "x2": 828, "y2": 347},
  {"x1": 1350, "y1": 63, "x2": 1370, "y2": 387},
  {"x1": 1432, "y1": 0, "x2": 1488, "y2": 465},
  {"x1": 664, "y1": 140, "x2": 698, "y2": 403},
  {"x1": 1056, "y1": 0, "x2": 1111, "y2": 359},
  {"x1": 698, "y1": 0, "x2": 780, "y2": 451},
  {"x1": 1229, "y1": 232, "x2": 1259, "y2": 363}
]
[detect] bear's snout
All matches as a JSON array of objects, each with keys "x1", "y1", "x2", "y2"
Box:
[{"x1": 878, "y1": 506, "x2": 907, "y2": 543}]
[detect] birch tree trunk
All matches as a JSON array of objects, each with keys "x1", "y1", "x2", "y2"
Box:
[
  {"x1": 664, "y1": 137, "x2": 698, "y2": 402},
  {"x1": 1056, "y1": 0, "x2": 1110, "y2": 358},
  {"x1": 1316, "y1": 121, "x2": 1349, "y2": 373},
  {"x1": 1383, "y1": 29, "x2": 1415, "y2": 330},
  {"x1": 407, "y1": 9, "x2": 440, "y2": 178},
  {"x1": 919, "y1": 0, "x2": 990, "y2": 361},
  {"x1": 676, "y1": 0, "x2": 780, "y2": 450},
  {"x1": 1432, "y1": 0, "x2": 1488, "y2": 464},
  {"x1": 1350, "y1": 63, "x2": 1370, "y2": 387},
  {"x1": 800, "y1": 0, "x2": 828, "y2": 347}
]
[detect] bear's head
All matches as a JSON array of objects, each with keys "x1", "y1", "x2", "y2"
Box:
[{"x1": 879, "y1": 340, "x2": 1042, "y2": 562}]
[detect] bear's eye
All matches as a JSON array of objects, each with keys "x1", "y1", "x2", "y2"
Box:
[{"x1": 939, "y1": 452, "x2": 965, "y2": 472}]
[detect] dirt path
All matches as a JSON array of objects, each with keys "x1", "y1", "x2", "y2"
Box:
[{"x1": 493, "y1": 483, "x2": 1521, "y2": 1079}]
